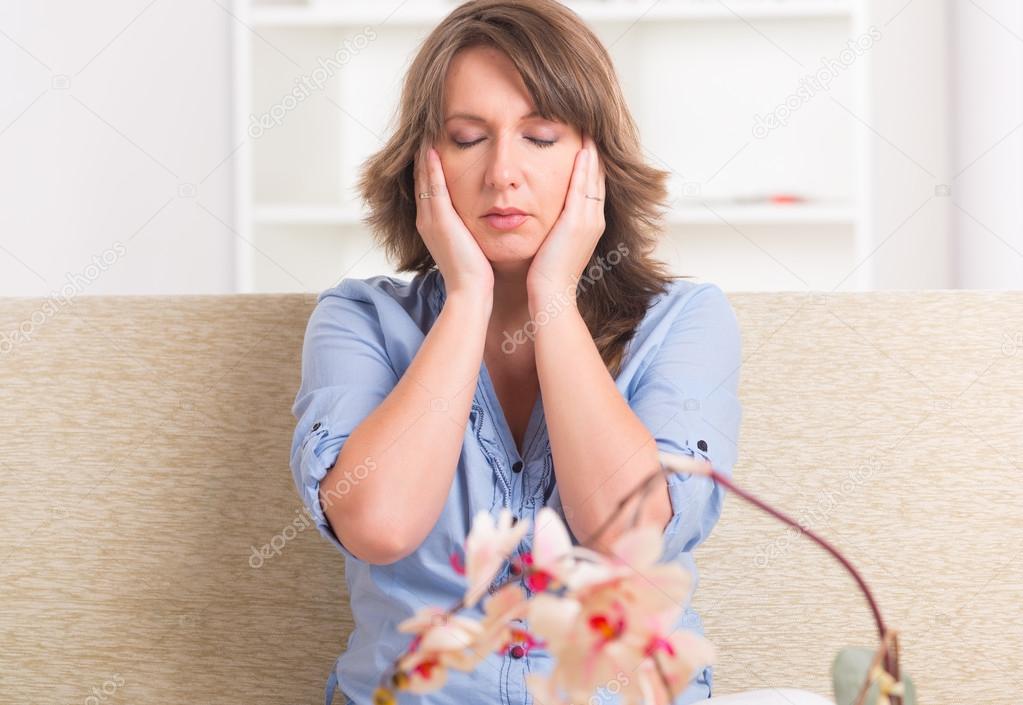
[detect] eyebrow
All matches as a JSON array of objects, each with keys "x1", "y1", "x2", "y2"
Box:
[{"x1": 444, "y1": 110, "x2": 544, "y2": 124}]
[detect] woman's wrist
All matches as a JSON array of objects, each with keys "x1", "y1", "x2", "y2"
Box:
[
  {"x1": 443, "y1": 286, "x2": 494, "y2": 321},
  {"x1": 527, "y1": 281, "x2": 578, "y2": 319}
]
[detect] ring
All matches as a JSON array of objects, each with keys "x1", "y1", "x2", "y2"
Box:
[
  {"x1": 419, "y1": 191, "x2": 433, "y2": 199},
  {"x1": 585, "y1": 194, "x2": 603, "y2": 201}
]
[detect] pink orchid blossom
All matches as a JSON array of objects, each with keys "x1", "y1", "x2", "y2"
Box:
[
  {"x1": 461, "y1": 507, "x2": 531, "y2": 607},
  {"x1": 460, "y1": 582, "x2": 536, "y2": 668},
  {"x1": 524, "y1": 519, "x2": 713, "y2": 705},
  {"x1": 373, "y1": 450, "x2": 898, "y2": 705},
  {"x1": 394, "y1": 607, "x2": 485, "y2": 693},
  {"x1": 514, "y1": 506, "x2": 590, "y2": 592}
]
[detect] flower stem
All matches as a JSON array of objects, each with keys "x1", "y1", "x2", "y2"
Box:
[
  {"x1": 707, "y1": 468, "x2": 900, "y2": 701},
  {"x1": 580, "y1": 459, "x2": 900, "y2": 703}
]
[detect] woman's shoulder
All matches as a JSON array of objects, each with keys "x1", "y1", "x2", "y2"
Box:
[
  {"x1": 316, "y1": 270, "x2": 435, "y2": 305},
  {"x1": 310, "y1": 270, "x2": 443, "y2": 334},
  {"x1": 643, "y1": 277, "x2": 737, "y2": 326}
]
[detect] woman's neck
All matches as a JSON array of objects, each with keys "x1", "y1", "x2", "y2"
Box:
[{"x1": 486, "y1": 262, "x2": 534, "y2": 362}]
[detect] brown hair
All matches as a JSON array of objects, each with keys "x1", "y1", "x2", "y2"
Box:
[{"x1": 357, "y1": 0, "x2": 688, "y2": 377}]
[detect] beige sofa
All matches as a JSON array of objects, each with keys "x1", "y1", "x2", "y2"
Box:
[{"x1": 1, "y1": 291, "x2": 1020, "y2": 704}]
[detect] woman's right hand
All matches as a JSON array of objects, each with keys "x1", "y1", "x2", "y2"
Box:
[{"x1": 413, "y1": 143, "x2": 494, "y2": 299}]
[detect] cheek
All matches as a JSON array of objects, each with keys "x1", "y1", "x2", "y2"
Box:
[
  {"x1": 539, "y1": 162, "x2": 576, "y2": 216},
  {"x1": 438, "y1": 160, "x2": 474, "y2": 215}
]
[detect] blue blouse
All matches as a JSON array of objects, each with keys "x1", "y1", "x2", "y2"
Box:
[{"x1": 289, "y1": 268, "x2": 742, "y2": 705}]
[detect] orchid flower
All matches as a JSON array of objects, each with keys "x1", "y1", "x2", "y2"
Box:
[
  {"x1": 524, "y1": 519, "x2": 713, "y2": 705},
  {"x1": 460, "y1": 507, "x2": 531, "y2": 607},
  {"x1": 514, "y1": 506, "x2": 587, "y2": 592},
  {"x1": 373, "y1": 450, "x2": 900, "y2": 705},
  {"x1": 459, "y1": 582, "x2": 535, "y2": 669},
  {"x1": 393, "y1": 607, "x2": 484, "y2": 693}
]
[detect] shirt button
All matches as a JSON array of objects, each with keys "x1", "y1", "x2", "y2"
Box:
[
  {"x1": 697, "y1": 439, "x2": 708, "y2": 452},
  {"x1": 512, "y1": 461, "x2": 523, "y2": 473},
  {"x1": 312, "y1": 422, "x2": 321, "y2": 431},
  {"x1": 510, "y1": 644, "x2": 525, "y2": 659}
]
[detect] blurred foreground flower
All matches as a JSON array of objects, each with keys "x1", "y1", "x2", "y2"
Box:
[
  {"x1": 364, "y1": 451, "x2": 911, "y2": 705},
  {"x1": 460, "y1": 507, "x2": 530, "y2": 606},
  {"x1": 392, "y1": 608, "x2": 482, "y2": 693}
]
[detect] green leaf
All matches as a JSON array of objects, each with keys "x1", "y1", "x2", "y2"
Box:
[{"x1": 832, "y1": 647, "x2": 915, "y2": 705}]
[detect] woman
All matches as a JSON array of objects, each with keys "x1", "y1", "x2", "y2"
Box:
[{"x1": 290, "y1": 2, "x2": 830, "y2": 704}]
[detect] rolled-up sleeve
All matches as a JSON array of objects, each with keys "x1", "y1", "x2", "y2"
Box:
[
  {"x1": 290, "y1": 284, "x2": 399, "y2": 561},
  {"x1": 628, "y1": 283, "x2": 743, "y2": 564}
]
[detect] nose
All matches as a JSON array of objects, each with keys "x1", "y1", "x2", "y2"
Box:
[{"x1": 484, "y1": 131, "x2": 523, "y2": 191}]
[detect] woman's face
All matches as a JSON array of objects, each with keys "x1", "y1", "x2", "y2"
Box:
[{"x1": 438, "y1": 45, "x2": 583, "y2": 271}]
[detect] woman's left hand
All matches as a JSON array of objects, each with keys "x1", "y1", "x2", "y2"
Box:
[{"x1": 525, "y1": 132, "x2": 606, "y2": 307}]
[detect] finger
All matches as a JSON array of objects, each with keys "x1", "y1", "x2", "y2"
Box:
[
  {"x1": 426, "y1": 146, "x2": 451, "y2": 204},
  {"x1": 417, "y1": 144, "x2": 439, "y2": 224},
  {"x1": 576, "y1": 133, "x2": 596, "y2": 209},
  {"x1": 585, "y1": 133, "x2": 597, "y2": 202},
  {"x1": 422, "y1": 146, "x2": 435, "y2": 200},
  {"x1": 414, "y1": 144, "x2": 426, "y2": 205},
  {"x1": 569, "y1": 140, "x2": 590, "y2": 209},
  {"x1": 587, "y1": 134, "x2": 603, "y2": 202}
]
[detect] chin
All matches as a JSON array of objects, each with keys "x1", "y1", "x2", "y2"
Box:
[
  {"x1": 482, "y1": 244, "x2": 540, "y2": 260},
  {"x1": 473, "y1": 231, "x2": 541, "y2": 263},
  {"x1": 483, "y1": 248, "x2": 540, "y2": 268}
]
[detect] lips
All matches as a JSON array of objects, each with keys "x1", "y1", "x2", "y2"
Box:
[{"x1": 483, "y1": 213, "x2": 529, "y2": 231}]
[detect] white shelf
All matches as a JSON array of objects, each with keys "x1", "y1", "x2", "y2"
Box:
[
  {"x1": 254, "y1": 205, "x2": 364, "y2": 225},
  {"x1": 235, "y1": 0, "x2": 874, "y2": 293},
  {"x1": 251, "y1": 1, "x2": 853, "y2": 27},
  {"x1": 668, "y1": 203, "x2": 856, "y2": 225}
]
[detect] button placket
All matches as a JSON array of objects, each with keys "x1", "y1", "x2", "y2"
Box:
[
  {"x1": 470, "y1": 399, "x2": 512, "y2": 508},
  {"x1": 503, "y1": 623, "x2": 529, "y2": 705},
  {"x1": 523, "y1": 441, "x2": 554, "y2": 509}
]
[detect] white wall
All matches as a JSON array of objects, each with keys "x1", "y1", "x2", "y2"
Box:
[
  {"x1": 950, "y1": 0, "x2": 1023, "y2": 289},
  {"x1": 0, "y1": 0, "x2": 236, "y2": 297},
  {"x1": 1, "y1": 0, "x2": 1020, "y2": 294},
  {"x1": 864, "y1": 0, "x2": 953, "y2": 289}
]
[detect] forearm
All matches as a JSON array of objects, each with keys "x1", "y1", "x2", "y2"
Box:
[
  {"x1": 531, "y1": 293, "x2": 671, "y2": 554},
  {"x1": 320, "y1": 290, "x2": 492, "y2": 562}
]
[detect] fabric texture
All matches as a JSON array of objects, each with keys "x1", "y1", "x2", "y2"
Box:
[
  {"x1": 2, "y1": 289, "x2": 1020, "y2": 704},
  {"x1": 705, "y1": 688, "x2": 835, "y2": 704}
]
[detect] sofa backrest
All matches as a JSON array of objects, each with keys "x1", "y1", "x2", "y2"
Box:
[{"x1": 1, "y1": 291, "x2": 1019, "y2": 704}]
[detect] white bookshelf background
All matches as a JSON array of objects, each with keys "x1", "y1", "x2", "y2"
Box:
[{"x1": 233, "y1": 0, "x2": 872, "y2": 293}]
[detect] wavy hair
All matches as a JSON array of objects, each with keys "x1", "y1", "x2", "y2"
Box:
[{"x1": 357, "y1": 0, "x2": 688, "y2": 377}]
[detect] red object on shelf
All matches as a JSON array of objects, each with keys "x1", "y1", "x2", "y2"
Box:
[{"x1": 769, "y1": 193, "x2": 806, "y2": 205}]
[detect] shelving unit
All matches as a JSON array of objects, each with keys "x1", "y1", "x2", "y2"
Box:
[
  {"x1": 233, "y1": 0, "x2": 873, "y2": 292},
  {"x1": 249, "y1": 2, "x2": 855, "y2": 27}
]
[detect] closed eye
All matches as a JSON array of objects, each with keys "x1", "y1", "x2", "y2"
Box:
[{"x1": 453, "y1": 137, "x2": 556, "y2": 150}]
